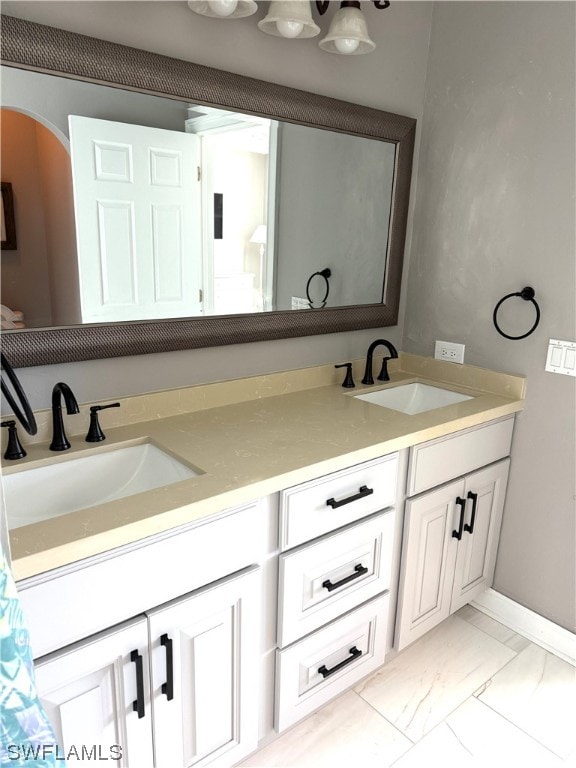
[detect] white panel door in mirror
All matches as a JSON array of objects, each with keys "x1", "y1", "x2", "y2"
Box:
[{"x1": 69, "y1": 115, "x2": 202, "y2": 322}]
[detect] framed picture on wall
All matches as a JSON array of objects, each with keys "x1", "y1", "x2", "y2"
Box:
[{"x1": 1, "y1": 182, "x2": 17, "y2": 250}]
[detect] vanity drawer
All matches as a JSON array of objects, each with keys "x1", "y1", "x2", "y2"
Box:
[
  {"x1": 407, "y1": 416, "x2": 514, "y2": 496},
  {"x1": 277, "y1": 510, "x2": 394, "y2": 647},
  {"x1": 274, "y1": 593, "x2": 388, "y2": 733},
  {"x1": 279, "y1": 453, "x2": 398, "y2": 550}
]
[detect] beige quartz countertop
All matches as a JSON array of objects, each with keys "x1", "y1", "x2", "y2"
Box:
[{"x1": 4, "y1": 354, "x2": 526, "y2": 581}]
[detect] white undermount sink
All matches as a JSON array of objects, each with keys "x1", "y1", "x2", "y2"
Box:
[
  {"x1": 3, "y1": 443, "x2": 201, "y2": 530},
  {"x1": 354, "y1": 382, "x2": 473, "y2": 415}
]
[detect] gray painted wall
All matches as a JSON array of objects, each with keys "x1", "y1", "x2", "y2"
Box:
[
  {"x1": 404, "y1": 1, "x2": 575, "y2": 631},
  {"x1": 275, "y1": 124, "x2": 395, "y2": 309}
]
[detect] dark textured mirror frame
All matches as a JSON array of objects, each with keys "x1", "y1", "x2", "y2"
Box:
[{"x1": 0, "y1": 14, "x2": 416, "y2": 368}]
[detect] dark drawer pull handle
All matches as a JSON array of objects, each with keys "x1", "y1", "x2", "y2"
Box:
[
  {"x1": 452, "y1": 496, "x2": 466, "y2": 540},
  {"x1": 318, "y1": 646, "x2": 362, "y2": 679},
  {"x1": 326, "y1": 485, "x2": 373, "y2": 509},
  {"x1": 322, "y1": 564, "x2": 368, "y2": 592},
  {"x1": 130, "y1": 649, "x2": 145, "y2": 719},
  {"x1": 160, "y1": 634, "x2": 174, "y2": 701},
  {"x1": 464, "y1": 491, "x2": 478, "y2": 534}
]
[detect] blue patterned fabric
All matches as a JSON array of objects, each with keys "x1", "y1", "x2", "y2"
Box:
[{"x1": 0, "y1": 547, "x2": 57, "y2": 767}]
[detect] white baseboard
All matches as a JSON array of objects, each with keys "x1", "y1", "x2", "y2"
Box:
[{"x1": 471, "y1": 589, "x2": 576, "y2": 666}]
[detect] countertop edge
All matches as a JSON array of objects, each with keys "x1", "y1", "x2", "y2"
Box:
[{"x1": 10, "y1": 395, "x2": 524, "y2": 582}]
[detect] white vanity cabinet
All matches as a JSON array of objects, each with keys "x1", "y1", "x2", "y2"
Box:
[
  {"x1": 395, "y1": 416, "x2": 514, "y2": 651},
  {"x1": 35, "y1": 567, "x2": 260, "y2": 768},
  {"x1": 14, "y1": 399, "x2": 521, "y2": 764},
  {"x1": 274, "y1": 453, "x2": 398, "y2": 732},
  {"x1": 23, "y1": 500, "x2": 271, "y2": 768},
  {"x1": 35, "y1": 616, "x2": 153, "y2": 767}
]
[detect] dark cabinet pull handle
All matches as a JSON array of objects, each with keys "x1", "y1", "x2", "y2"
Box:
[
  {"x1": 326, "y1": 485, "x2": 373, "y2": 509},
  {"x1": 452, "y1": 497, "x2": 466, "y2": 540},
  {"x1": 464, "y1": 491, "x2": 478, "y2": 534},
  {"x1": 322, "y1": 564, "x2": 368, "y2": 592},
  {"x1": 160, "y1": 634, "x2": 174, "y2": 701},
  {"x1": 130, "y1": 650, "x2": 145, "y2": 719},
  {"x1": 318, "y1": 646, "x2": 362, "y2": 679}
]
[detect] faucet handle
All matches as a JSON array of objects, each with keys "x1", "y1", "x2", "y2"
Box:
[
  {"x1": 335, "y1": 363, "x2": 355, "y2": 389},
  {"x1": 377, "y1": 357, "x2": 392, "y2": 382},
  {"x1": 85, "y1": 402, "x2": 120, "y2": 443},
  {"x1": 1, "y1": 420, "x2": 26, "y2": 460}
]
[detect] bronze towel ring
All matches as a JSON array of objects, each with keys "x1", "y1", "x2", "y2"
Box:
[{"x1": 493, "y1": 287, "x2": 540, "y2": 340}]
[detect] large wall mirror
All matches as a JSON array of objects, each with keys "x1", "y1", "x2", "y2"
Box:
[{"x1": 0, "y1": 14, "x2": 416, "y2": 368}]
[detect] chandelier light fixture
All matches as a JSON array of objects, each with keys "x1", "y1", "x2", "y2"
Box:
[{"x1": 187, "y1": 0, "x2": 391, "y2": 55}]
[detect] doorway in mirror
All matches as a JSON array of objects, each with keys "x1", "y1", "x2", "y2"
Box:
[{"x1": 187, "y1": 109, "x2": 278, "y2": 315}]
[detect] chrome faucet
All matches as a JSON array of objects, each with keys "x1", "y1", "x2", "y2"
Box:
[
  {"x1": 361, "y1": 339, "x2": 399, "y2": 385},
  {"x1": 50, "y1": 382, "x2": 79, "y2": 451}
]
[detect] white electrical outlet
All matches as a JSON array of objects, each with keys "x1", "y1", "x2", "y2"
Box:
[
  {"x1": 291, "y1": 297, "x2": 310, "y2": 310},
  {"x1": 435, "y1": 340, "x2": 465, "y2": 364}
]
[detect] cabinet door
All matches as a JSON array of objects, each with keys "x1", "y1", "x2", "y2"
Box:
[
  {"x1": 35, "y1": 617, "x2": 153, "y2": 768},
  {"x1": 395, "y1": 479, "x2": 464, "y2": 651},
  {"x1": 451, "y1": 459, "x2": 510, "y2": 612},
  {"x1": 148, "y1": 567, "x2": 260, "y2": 768}
]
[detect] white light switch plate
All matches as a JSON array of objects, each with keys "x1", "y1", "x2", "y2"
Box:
[{"x1": 545, "y1": 339, "x2": 576, "y2": 376}]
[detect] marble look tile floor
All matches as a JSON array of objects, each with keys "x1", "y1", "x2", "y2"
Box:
[{"x1": 242, "y1": 606, "x2": 576, "y2": 768}]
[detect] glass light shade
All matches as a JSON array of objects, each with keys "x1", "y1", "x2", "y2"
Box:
[
  {"x1": 187, "y1": 0, "x2": 257, "y2": 19},
  {"x1": 258, "y1": 1, "x2": 320, "y2": 39},
  {"x1": 319, "y1": 6, "x2": 376, "y2": 54}
]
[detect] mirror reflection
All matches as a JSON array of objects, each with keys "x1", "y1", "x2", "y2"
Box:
[{"x1": 0, "y1": 65, "x2": 396, "y2": 330}]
